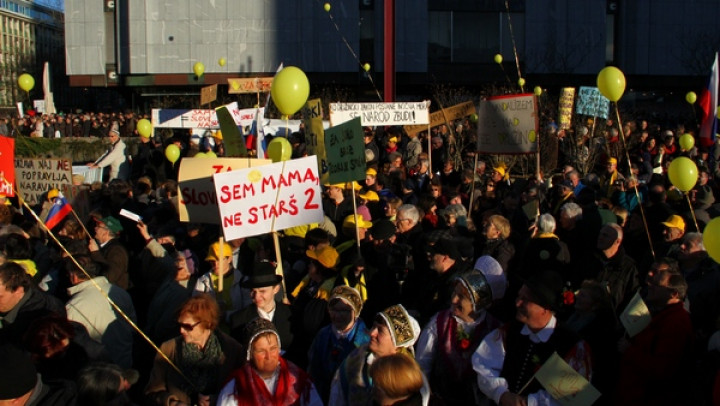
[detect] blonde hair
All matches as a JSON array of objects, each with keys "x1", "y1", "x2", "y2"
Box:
[
  {"x1": 488, "y1": 214, "x2": 511, "y2": 239},
  {"x1": 369, "y1": 353, "x2": 424, "y2": 400}
]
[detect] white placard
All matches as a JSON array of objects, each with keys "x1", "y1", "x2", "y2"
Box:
[
  {"x1": 329, "y1": 101, "x2": 430, "y2": 127},
  {"x1": 152, "y1": 103, "x2": 263, "y2": 129},
  {"x1": 476, "y1": 93, "x2": 539, "y2": 155},
  {"x1": 213, "y1": 156, "x2": 323, "y2": 240}
]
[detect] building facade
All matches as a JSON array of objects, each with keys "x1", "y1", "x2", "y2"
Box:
[
  {"x1": 64, "y1": 0, "x2": 720, "y2": 104},
  {"x1": 0, "y1": 0, "x2": 64, "y2": 109}
]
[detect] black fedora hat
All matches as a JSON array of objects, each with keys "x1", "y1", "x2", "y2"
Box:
[{"x1": 242, "y1": 260, "x2": 282, "y2": 289}]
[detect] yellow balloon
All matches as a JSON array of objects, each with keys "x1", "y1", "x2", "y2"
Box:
[
  {"x1": 596, "y1": 66, "x2": 626, "y2": 102},
  {"x1": 686, "y1": 91, "x2": 697, "y2": 104},
  {"x1": 667, "y1": 156, "x2": 698, "y2": 192},
  {"x1": 218, "y1": 57, "x2": 226, "y2": 67},
  {"x1": 193, "y1": 62, "x2": 205, "y2": 77},
  {"x1": 704, "y1": 217, "x2": 720, "y2": 263},
  {"x1": 17, "y1": 73, "x2": 34, "y2": 92},
  {"x1": 194, "y1": 152, "x2": 207, "y2": 158},
  {"x1": 494, "y1": 54, "x2": 503, "y2": 64},
  {"x1": 267, "y1": 137, "x2": 292, "y2": 163},
  {"x1": 136, "y1": 119, "x2": 152, "y2": 138},
  {"x1": 206, "y1": 151, "x2": 217, "y2": 158},
  {"x1": 363, "y1": 63, "x2": 371, "y2": 72},
  {"x1": 518, "y1": 78, "x2": 525, "y2": 87},
  {"x1": 679, "y1": 133, "x2": 695, "y2": 151},
  {"x1": 271, "y1": 66, "x2": 310, "y2": 116},
  {"x1": 717, "y1": 106, "x2": 720, "y2": 120},
  {"x1": 165, "y1": 144, "x2": 181, "y2": 164},
  {"x1": 324, "y1": 3, "x2": 331, "y2": 12},
  {"x1": 534, "y1": 86, "x2": 543, "y2": 96}
]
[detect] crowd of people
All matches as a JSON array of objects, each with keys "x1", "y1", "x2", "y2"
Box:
[{"x1": 0, "y1": 105, "x2": 720, "y2": 406}]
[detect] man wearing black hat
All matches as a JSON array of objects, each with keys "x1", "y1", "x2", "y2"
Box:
[
  {"x1": 472, "y1": 271, "x2": 591, "y2": 406},
  {"x1": 0, "y1": 343, "x2": 77, "y2": 405},
  {"x1": 229, "y1": 261, "x2": 293, "y2": 353},
  {"x1": 417, "y1": 238, "x2": 468, "y2": 323}
]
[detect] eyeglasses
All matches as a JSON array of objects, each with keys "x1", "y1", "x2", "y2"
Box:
[{"x1": 179, "y1": 321, "x2": 201, "y2": 331}]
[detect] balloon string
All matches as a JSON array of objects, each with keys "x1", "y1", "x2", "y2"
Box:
[
  {"x1": 685, "y1": 192, "x2": 700, "y2": 232},
  {"x1": 614, "y1": 104, "x2": 656, "y2": 261},
  {"x1": 19, "y1": 198, "x2": 200, "y2": 393},
  {"x1": 504, "y1": 0, "x2": 523, "y2": 83},
  {"x1": 319, "y1": 0, "x2": 383, "y2": 102}
]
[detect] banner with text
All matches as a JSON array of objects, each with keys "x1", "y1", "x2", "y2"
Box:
[
  {"x1": 329, "y1": 101, "x2": 430, "y2": 127},
  {"x1": 152, "y1": 102, "x2": 262, "y2": 129},
  {"x1": 178, "y1": 157, "x2": 271, "y2": 224},
  {"x1": 227, "y1": 77, "x2": 274, "y2": 94},
  {"x1": 476, "y1": 94, "x2": 538, "y2": 155},
  {"x1": 558, "y1": 87, "x2": 575, "y2": 130},
  {"x1": 575, "y1": 86, "x2": 610, "y2": 120},
  {"x1": 0, "y1": 137, "x2": 15, "y2": 197},
  {"x1": 213, "y1": 156, "x2": 323, "y2": 240},
  {"x1": 404, "y1": 101, "x2": 475, "y2": 135},
  {"x1": 303, "y1": 99, "x2": 329, "y2": 184},
  {"x1": 15, "y1": 158, "x2": 72, "y2": 205},
  {"x1": 325, "y1": 117, "x2": 365, "y2": 184}
]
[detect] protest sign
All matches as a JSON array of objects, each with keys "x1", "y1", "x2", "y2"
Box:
[
  {"x1": 404, "y1": 101, "x2": 475, "y2": 135},
  {"x1": 558, "y1": 88, "x2": 575, "y2": 130},
  {"x1": 303, "y1": 99, "x2": 329, "y2": 184},
  {"x1": 324, "y1": 117, "x2": 365, "y2": 184},
  {"x1": 216, "y1": 103, "x2": 247, "y2": 157},
  {"x1": 535, "y1": 352, "x2": 601, "y2": 406},
  {"x1": 576, "y1": 86, "x2": 610, "y2": 120},
  {"x1": 15, "y1": 158, "x2": 72, "y2": 205},
  {"x1": 227, "y1": 77, "x2": 274, "y2": 94},
  {"x1": 329, "y1": 101, "x2": 430, "y2": 127},
  {"x1": 213, "y1": 156, "x2": 323, "y2": 240},
  {"x1": 178, "y1": 157, "x2": 271, "y2": 224},
  {"x1": 476, "y1": 94, "x2": 538, "y2": 155},
  {"x1": 200, "y1": 84, "x2": 218, "y2": 106},
  {"x1": 0, "y1": 136, "x2": 15, "y2": 197},
  {"x1": 619, "y1": 291, "x2": 652, "y2": 337},
  {"x1": 152, "y1": 102, "x2": 262, "y2": 129}
]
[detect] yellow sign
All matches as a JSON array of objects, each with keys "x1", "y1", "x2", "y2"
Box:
[
  {"x1": 619, "y1": 291, "x2": 651, "y2": 337},
  {"x1": 227, "y1": 77, "x2": 274, "y2": 94},
  {"x1": 558, "y1": 88, "x2": 575, "y2": 130},
  {"x1": 535, "y1": 352, "x2": 601, "y2": 406},
  {"x1": 404, "y1": 101, "x2": 475, "y2": 135}
]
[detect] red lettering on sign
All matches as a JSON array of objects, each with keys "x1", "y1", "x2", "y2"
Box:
[
  {"x1": 304, "y1": 188, "x2": 319, "y2": 210},
  {"x1": 223, "y1": 212, "x2": 243, "y2": 227}
]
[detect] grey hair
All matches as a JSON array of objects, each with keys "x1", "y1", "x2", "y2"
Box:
[
  {"x1": 536, "y1": 213, "x2": 556, "y2": 234},
  {"x1": 443, "y1": 204, "x2": 467, "y2": 218},
  {"x1": 683, "y1": 232, "x2": 705, "y2": 251},
  {"x1": 560, "y1": 202, "x2": 582, "y2": 220},
  {"x1": 397, "y1": 204, "x2": 420, "y2": 225}
]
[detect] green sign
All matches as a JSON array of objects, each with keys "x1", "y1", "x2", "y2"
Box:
[{"x1": 324, "y1": 117, "x2": 365, "y2": 184}]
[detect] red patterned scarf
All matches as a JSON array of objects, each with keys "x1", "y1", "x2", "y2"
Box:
[{"x1": 231, "y1": 358, "x2": 312, "y2": 406}]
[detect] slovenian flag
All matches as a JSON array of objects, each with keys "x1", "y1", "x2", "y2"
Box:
[
  {"x1": 699, "y1": 52, "x2": 718, "y2": 148},
  {"x1": 45, "y1": 192, "x2": 72, "y2": 230}
]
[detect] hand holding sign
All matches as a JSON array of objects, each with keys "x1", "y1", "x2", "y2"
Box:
[{"x1": 534, "y1": 352, "x2": 601, "y2": 406}]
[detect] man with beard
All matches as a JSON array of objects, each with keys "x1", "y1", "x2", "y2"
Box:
[
  {"x1": 472, "y1": 270, "x2": 591, "y2": 406},
  {"x1": 615, "y1": 268, "x2": 693, "y2": 405}
]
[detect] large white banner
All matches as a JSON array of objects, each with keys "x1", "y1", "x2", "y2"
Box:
[
  {"x1": 329, "y1": 101, "x2": 430, "y2": 127},
  {"x1": 152, "y1": 102, "x2": 263, "y2": 129},
  {"x1": 477, "y1": 94, "x2": 539, "y2": 155},
  {"x1": 213, "y1": 156, "x2": 324, "y2": 240}
]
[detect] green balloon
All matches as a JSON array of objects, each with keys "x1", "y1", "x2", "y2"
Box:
[{"x1": 667, "y1": 156, "x2": 698, "y2": 192}]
